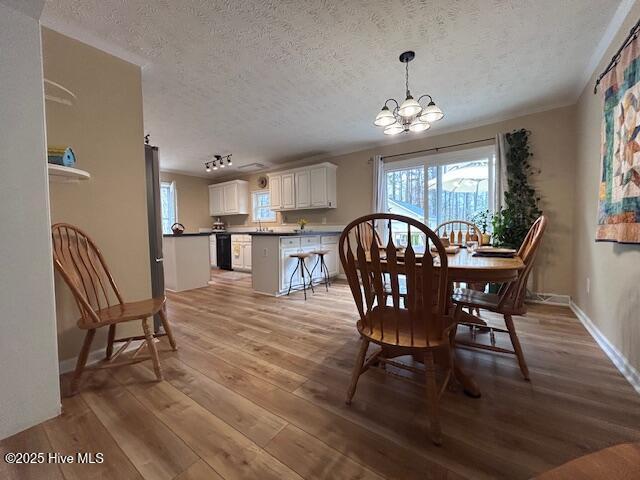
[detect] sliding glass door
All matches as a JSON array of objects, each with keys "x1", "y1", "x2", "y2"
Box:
[{"x1": 383, "y1": 145, "x2": 495, "y2": 243}]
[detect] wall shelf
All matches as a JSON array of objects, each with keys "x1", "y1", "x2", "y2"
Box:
[
  {"x1": 43, "y1": 78, "x2": 76, "y2": 106},
  {"x1": 48, "y1": 164, "x2": 90, "y2": 183}
]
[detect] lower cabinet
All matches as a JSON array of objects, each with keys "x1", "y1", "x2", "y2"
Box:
[
  {"x1": 232, "y1": 235, "x2": 252, "y2": 272},
  {"x1": 280, "y1": 246, "x2": 302, "y2": 292},
  {"x1": 278, "y1": 235, "x2": 339, "y2": 294}
]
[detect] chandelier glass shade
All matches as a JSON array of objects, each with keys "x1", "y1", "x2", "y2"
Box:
[
  {"x1": 374, "y1": 51, "x2": 443, "y2": 136},
  {"x1": 205, "y1": 154, "x2": 232, "y2": 172}
]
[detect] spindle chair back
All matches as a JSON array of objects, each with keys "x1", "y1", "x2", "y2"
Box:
[
  {"x1": 51, "y1": 223, "x2": 177, "y2": 395},
  {"x1": 435, "y1": 220, "x2": 483, "y2": 245},
  {"x1": 339, "y1": 213, "x2": 454, "y2": 445}
]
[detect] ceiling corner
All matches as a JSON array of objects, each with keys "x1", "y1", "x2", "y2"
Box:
[{"x1": 576, "y1": 0, "x2": 637, "y2": 98}]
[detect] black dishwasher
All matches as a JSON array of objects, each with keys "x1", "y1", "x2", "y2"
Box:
[{"x1": 216, "y1": 233, "x2": 232, "y2": 270}]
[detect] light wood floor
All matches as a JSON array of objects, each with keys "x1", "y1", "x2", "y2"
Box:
[{"x1": 2, "y1": 272, "x2": 640, "y2": 480}]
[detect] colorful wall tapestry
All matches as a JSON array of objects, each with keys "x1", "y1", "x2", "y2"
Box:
[{"x1": 598, "y1": 36, "x2": 640, "y2": 243}]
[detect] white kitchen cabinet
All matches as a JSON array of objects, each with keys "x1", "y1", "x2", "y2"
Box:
[
  {"x1": 209, "y1": 234, "x2": 217, "y2": 267},
  {"x1": 232, "y1": 234, "x2": 252, "y2": 271},
  {"x1": 281, "y1": 173, "x2": 295, "y2": 209},
  {"x1": 232, "y1": 241, "x2": 243, "y2": 269},
  {"x1": 243, "y1": 243, "x2": 252, "y2": 270},
  {"x1": 310, "y1": 166, "x2": 327, "y2": 207},
  {"x1": 208, "y1": 180, "x2": 249, "y2": 216},
  {"x1": 208, "y1": 185, "x2": 224, "y2": 216},
  {"x1": 295, "y1": 170, "x2": 310, "y2": 208},
  {"x1": 280, "y1": 246, "x2": 301, "y2": 291},
  {"x1": 321, "y1": 235, "x2": 339, "y2": 276},
  {"x1": 269, "y1": 174, "x2": 282, "y2": 209},
  {"x1": 252, "y1": 233, "x2": 341, "y2": 296},
  {"x1": 266, "y1": 162, "x2": 336, "y2": 211}
]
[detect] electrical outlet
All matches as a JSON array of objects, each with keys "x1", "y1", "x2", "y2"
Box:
[
  {"x1": 586, "y1": 277, "x2": 590, "y2": 295},
  {"x1": 263, "y1": 248, "x2": 268, "y2": 257}
]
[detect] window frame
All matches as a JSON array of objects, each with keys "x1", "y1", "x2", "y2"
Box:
[
  {"x1": 251, "y1": 189, "x2": 276, "y2": 223},
  {"x1": 381, "y1": 145, "x2": 496, "y2": 229},
  {"x1": 160, "y1": 180, "x2": 178, "y2": 234}
]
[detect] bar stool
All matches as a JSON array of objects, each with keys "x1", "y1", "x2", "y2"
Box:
[
  {"x1": 287, "y1": 252, "x2": 314, "y2": 299},
  {"x1": 310, "y1": 249, "x2": 330, "y2": 292}
]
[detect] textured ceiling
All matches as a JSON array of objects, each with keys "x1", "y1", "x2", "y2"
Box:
[{"x1": 42, "y1": 0, "x2": 621, "y2": 176}]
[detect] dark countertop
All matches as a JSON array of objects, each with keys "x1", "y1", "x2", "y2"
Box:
[
  {"x1": 162, "y1": 232, "x2": 212, "y2": 237},
  {"x1": 247, "y1": 230, "x2": 343, "y2": 236},
  {"x1": 163, "y1": 230, "x2": 343, "y2": 237}
]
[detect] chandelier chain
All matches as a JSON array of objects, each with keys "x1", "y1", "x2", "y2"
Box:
[{"x1": 405, "y1": 61, "x2": 409, "y2": 96}]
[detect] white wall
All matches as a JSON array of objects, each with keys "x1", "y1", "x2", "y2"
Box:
[{"x1": 0, "y1": 1, "x2": 61, "y2": 439}]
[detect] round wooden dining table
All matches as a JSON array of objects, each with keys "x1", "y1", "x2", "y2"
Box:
[
  {"x1": 378, "y1": 246, "x2": 525, "y2": 397},
  {"x1": 438, "y1": 248, "x2": 524, "y2": 397}
]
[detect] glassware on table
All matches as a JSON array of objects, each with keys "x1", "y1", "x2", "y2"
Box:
[{"x1": 466, "y1": 240, "x2": 479, "y2": 253}]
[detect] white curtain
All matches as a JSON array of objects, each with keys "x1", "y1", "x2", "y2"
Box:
[
  {"x1": 494, "y1": 133, "x2": 508, "y2": 211},
  {"x1": 371, "y1": 155, "x2": 385, "y2": 213}
]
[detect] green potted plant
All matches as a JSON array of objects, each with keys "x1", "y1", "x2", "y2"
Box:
[
  {"x1": 492, "y1": 129, "x2": 542, "y2": 248},
  {"x1": 472, "y1": 209, "x2": 493, "y2": 245}
]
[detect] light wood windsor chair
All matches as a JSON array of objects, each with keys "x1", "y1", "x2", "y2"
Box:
[
  {"x1": 435, "y1": 219, "x2": 486, "y2": 315},
  {"x1": 435, "y1": 219, "x2": 483, "y2": 246},
  {"x1": 51, "y1": 223, "x2": 177, "y2": 394},
  {"x1": 452, "y1": 216, "x2": 547, "y2": 380},
  {"x1": 340, "y1": 214, "x2": 454, "y2": 445}
]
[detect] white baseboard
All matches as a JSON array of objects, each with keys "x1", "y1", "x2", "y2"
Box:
[
  {"x1": 570, "y1": 300, "x2": 640, "y2": 395},
  {"x1": 58, "y1": 341, "x2": 143, "y2": 375}
]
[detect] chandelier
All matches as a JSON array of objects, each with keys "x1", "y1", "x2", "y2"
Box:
[
  {"x1": 205, "y1": 154, "x2": 232, "y2": 172},
  {"x1": 374, "y1": 51, "x2": 444, "y2": 135}
]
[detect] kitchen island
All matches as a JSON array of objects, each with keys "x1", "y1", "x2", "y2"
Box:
[
  {"x1": 163, "y1": 233, "x2": 211, "y2": 292},
  {"x1": 250, "y1": 231, "x2": 342, "y2": 296}
]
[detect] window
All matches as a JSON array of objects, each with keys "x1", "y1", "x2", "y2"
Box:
[
  {"x1": 160, "y1": 181, "x2": 177, "y2": 234},
  {"x1": 252, "y1": 190, "x2": 276, "y2": 222},
  {"x1": 382, "y1": 146, "x2": 495, "y2": 246}
]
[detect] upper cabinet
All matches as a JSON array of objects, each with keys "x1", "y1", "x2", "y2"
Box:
[
  {"x1": 209, "y1": 180, "x2": 249, "y2": 216},
  {"x1": 281, "y1": 173, "x2": 296, "y2": 209},
  {"x1": 268, "y1": 162, "x2": 336, "y2": 212},
  {"x1": 295, "y1": 170, "x2": 310, "y2": 208}
]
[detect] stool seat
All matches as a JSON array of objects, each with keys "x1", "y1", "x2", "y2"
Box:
[
  {"x1": 311, "y1": 249, "x2": 330, "y2": 255},
  {"x1": 289, "y1": 252, "x2": 311, "y2": 259}
]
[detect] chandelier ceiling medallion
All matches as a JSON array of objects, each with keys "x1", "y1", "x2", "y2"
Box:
[
  {"x1": 205, "y1": 154, "x2": 232, "y2": 172},
  {"x1": 374, "y1": 51, "x2": 444, "y2": 135}
]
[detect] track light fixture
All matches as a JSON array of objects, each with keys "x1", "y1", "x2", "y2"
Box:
[{"x1": 204, "y1": 154, "x2": 232, "y2": 172}]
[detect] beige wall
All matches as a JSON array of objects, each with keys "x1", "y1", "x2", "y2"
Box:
[
  {"x1": 160, "y1": 171, "x2": 212, "y2": 232},
  {"x1": 222, "y1": 105, "x2": 576, "y2": 296},
  {"x1": 43, "y1": 28, "x2": 150, "y2": 362},
  {"x1": 573, "y1": 3, "x2": 640, "y2": 373}
]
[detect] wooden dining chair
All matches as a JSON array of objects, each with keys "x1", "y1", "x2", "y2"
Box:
[
  {"x1": 339, "y1": 213, "x2": 453, "y2": 445},
  {"x1": 452, "y1": 216, "x2": 547, "y2": 380},
  {"x1": 436, "y1": 219, "x2": 485, "y2": 314},
  {"x1": 51, "y1": 223, "x2": 177, "y2": 394},
  {"x1": 435, "y1": 219, "x2": 483, "y2": 246}
]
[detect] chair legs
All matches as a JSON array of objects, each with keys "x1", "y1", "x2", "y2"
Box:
[
  {"x1": 70, "y1": 329, "x2": 96, "y2": 395},
  {"x1": 159, "y1": 308, "x2": 177, "y2": 351},
  {"x1": 424, "y1": 350, "x2": 443, "y2": 446},
  {"x1": 346, "y1": 337, "x2": 369, "y2": 405},
  {"x1": 287, "y1": 257, "x2": 315, "y2": 300},
  {"x1": 142, "y1": 318, "x2": 163, "y2": 381},
  {"x1": 287, "y1": 258, "x2": 301, "y2": 296},
  {"x1": 504, "y1": 314, "x2": 530, "y2": 380},
  {"x1": 310, "y1": 254, "x2": 330, "y2": 292},
  {"x1": 106, "y1": 324, "x2": 116, "y2": 360}
]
